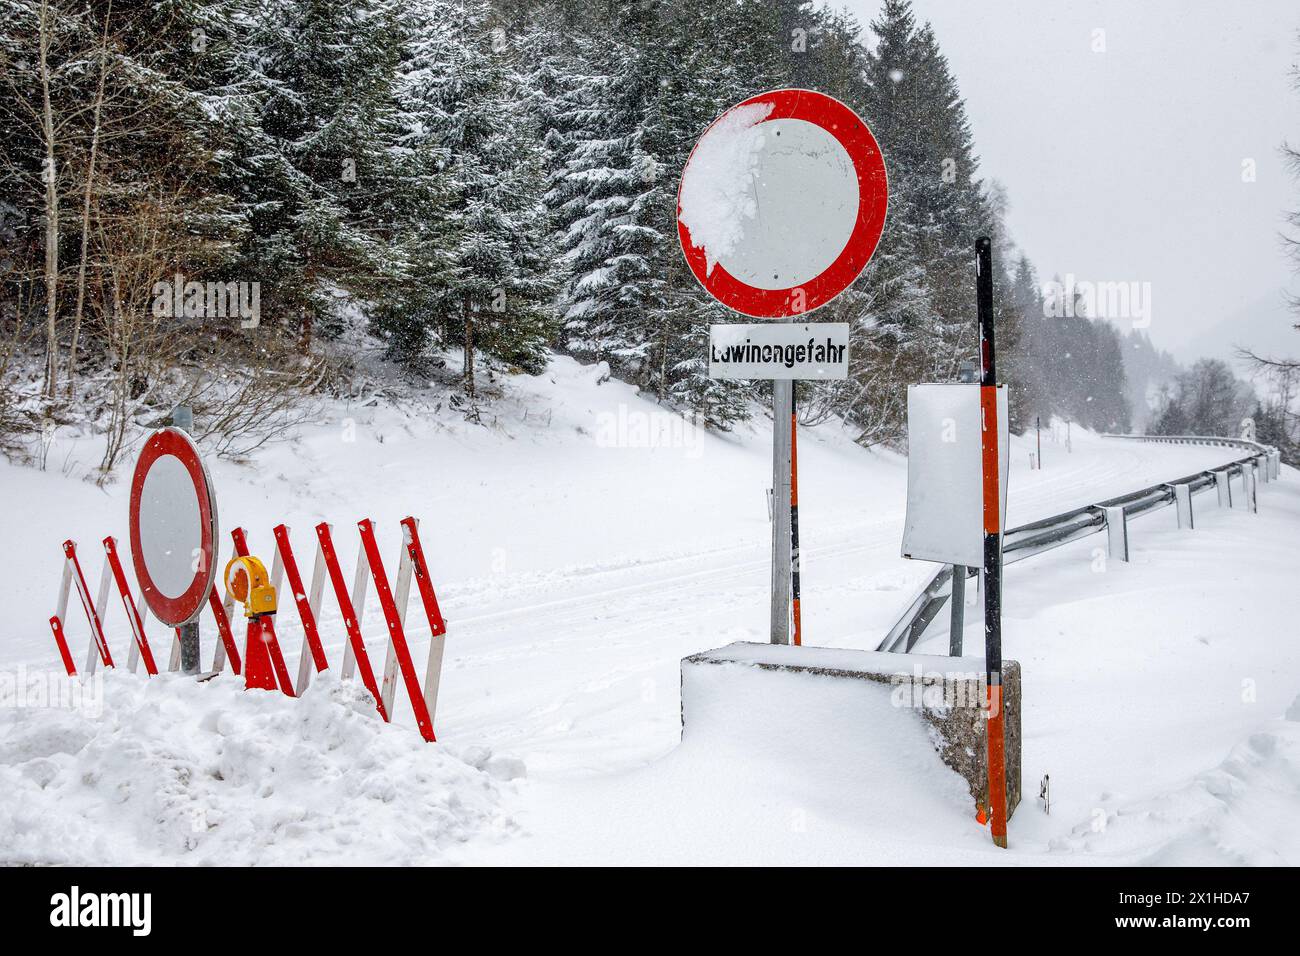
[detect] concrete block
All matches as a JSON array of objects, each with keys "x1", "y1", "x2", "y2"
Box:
[{"x1": 682, "y1": 642, "x2": 1022, "y2": 819}]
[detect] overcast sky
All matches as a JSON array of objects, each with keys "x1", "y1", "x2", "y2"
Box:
[{"x1": 843, "y1": 0, "x2": 1300, "y2": 364}]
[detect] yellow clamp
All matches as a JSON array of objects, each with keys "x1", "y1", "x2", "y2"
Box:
[{"x1": 224, "y1": 555, "x2": 277, "y2": 619}]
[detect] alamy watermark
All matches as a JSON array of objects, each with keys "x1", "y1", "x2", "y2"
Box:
[
  {"x1": 50, "y1": 886, "x2": 151, "y2": 936},
  {"x1": 1043, "y1": 274, "x2": 1151, "y2": 328},
  {"x1": 0, "y1": 664, "x2": 103, "y2": 717},
  {"x1": 889, "y1": 663, "x2": 1002, "y2": 716},
  {"x1": 152, "y1": 273, "x2": 260, "y2": 328},
  {"x1": 595, "y1": 404, "x2": 705, "y2": 458}
]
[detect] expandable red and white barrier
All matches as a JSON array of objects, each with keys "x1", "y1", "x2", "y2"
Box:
[
  {"x1": 49, "y1": 516, "x2": 449, "y2": 742},
  {"x1": 52, "y1": 535, "x2": 244, "y2": 681}
]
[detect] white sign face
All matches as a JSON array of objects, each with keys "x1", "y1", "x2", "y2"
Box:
[
  {"x1": 129, "y1": 427, "x2": 219, "y2": 626},
  {"x1": 708, "y1": 322, "x2": 850, "y2": 380},
  {"x1": 686, "y1": 117, "x2": 859, "y2": 290},
  {"x1": 676, "y1": 90, "x2": 888, "y2": 319},
  {"x1": 901, "y1": 383, "x2": 1009, "y2": 567},
  {"x1": 139, "y1": 454, "x2": 203, "y2": 599}
]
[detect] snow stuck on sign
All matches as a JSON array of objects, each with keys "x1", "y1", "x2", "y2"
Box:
[{"x1": 678, "y1": 101, "x2": 774, "y2": 276}]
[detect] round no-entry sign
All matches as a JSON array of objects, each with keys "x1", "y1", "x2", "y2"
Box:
[
  {"x1": 677, "y1": 89, "x2": 888, "y2": 318},
  {"x1": 129, "y1": 427, "x2": 219, "y2": 627}
]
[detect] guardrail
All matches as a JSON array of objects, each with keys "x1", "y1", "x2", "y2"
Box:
[{"x1": 877, "y1": 434, "x2": 1282, "y2": 654}]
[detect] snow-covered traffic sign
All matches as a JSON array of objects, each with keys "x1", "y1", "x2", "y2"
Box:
[
  {"x1": 129, "y1": 427, "x2": 219, "y2": 627},
  {"x1": 676, "y1": 88, "x2": 888, "y2": 318}
]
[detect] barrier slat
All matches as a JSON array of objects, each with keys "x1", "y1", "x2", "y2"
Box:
[
  {"x1": 315, "y1": 522, "x2": 388, "y2": 720},
  {"x1": 50, "y1": 554, "x2": 74, "y2": 675},
  {"x1": 49, "y1": 615, "x2": 77, "y2": 676},
  {"x1": 211, "y1": 541, "x2": 239, "y2": 673},
  {"x1": 273, "y1": 525, "x2": 330, "y2": 681},
  {"x1": 295, "y1": 538, "x2": 329, "y2": 695},
  {"x1": 260, "y1": 615, "x2": 296, "y2": 697},
  {"x1": 208, "y1": 586, "x2": 241, "y2": 675},
  {"x1": 380, "y1": 537, "x2": 414, "y2": 716},
  {"x1": 402, "y1": 517, "x2": 449, "y2": 727},
  {"x1": 103, "y1": 536, "x2": 158, "y2": 676},
  {"x1": 341, "y1": 537, "x2": 370, "y2": 679},
  {"x1": 92, "y1": 550, "x2": 113, "y2": 665},
  {"x1": 359, "y1": 519, "x2": 434, "y2": 742},
  {"x1": 401, "y1": 517, "x2": 446, "y2": 636},
  {"x1": 63, "y1": 540, "x2": 113, "y2": 671}
]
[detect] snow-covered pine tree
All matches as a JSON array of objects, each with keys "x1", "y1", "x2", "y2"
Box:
[
  {"x1": 230, "y1": 0, "x2": 408, "y2": 348},
  {"x1": 546, "y1": 26, "x2": 664, "y2": 387},
  {"x1": 0, "y1": 0, "x2": 240, "y2": 398},
  {"x1": 1005, "y1": 254, "x2": 1053, "y2": 429},
  {"x1": 397, "y1": 0, "x2": 556, "y2": 398}
]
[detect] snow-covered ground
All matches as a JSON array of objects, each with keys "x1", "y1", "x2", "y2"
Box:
[{"x1": 1, "y1": 356, "x2": 1295, "y2": 865}]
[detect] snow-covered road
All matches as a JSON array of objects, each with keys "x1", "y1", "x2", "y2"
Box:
[{"x1": 1, "y1": 357, "x2": 1294, "y2": 865}]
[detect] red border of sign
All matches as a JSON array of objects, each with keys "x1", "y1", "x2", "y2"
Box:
[
  {"x1": 676, "y1": 89, "x2": 888, "y2": 318},
  {"x1": 129, "y1": 428, "x2": 218, "y2": 626}
]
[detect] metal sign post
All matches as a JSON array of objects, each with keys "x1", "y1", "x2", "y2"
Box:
[
  {"x1": 977, "y1": 236, "x2": 1010, "y2": 849},
  {"x1": 709, "y1": 324, "x2": 851, "y2": 644},
  {"x1": 172, "y1": 406, "x2": 200, "y2": 673},
  {"x1": 679, "y1": 89, "x2": 888, "y2": 645},
  {"x1": 770, "y1": 380, "x2": 793, "y2": 645}
]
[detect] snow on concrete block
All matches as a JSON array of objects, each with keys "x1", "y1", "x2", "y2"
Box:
[{"x1": 681, "y1": 642, "x2": 1021, "y2": 819}]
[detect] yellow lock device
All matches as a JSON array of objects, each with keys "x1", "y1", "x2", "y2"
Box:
[{"x1": 224, "y1": 555, "x2": 277, "y2": 619}]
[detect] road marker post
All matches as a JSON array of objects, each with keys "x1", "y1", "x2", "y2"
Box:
[
  {"x1": 790, "y1": 389, "x2": 802, "y2": 647},
  {"x1": 977, "y1": 236, "x2": 1010, "y2": 849}
]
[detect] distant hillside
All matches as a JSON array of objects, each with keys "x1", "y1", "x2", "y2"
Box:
[{"x1": 1175, "y1": 289, "x2": 1300, "y2": 375}]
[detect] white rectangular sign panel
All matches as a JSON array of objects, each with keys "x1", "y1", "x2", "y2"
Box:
[
  {"x1": 901, "y1": 383, "x2": 1009, "y2": 567},
  {"x1": 708, "y1": 323, "x2": 850, "y2": 380}
]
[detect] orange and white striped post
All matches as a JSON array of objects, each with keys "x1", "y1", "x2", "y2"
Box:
[
  {"x1": 790, "y1": 390, "x2": 802, "y2": 647},
  {"x1": 977, "y1": 236, "x2": 1009, "y2": 849}
]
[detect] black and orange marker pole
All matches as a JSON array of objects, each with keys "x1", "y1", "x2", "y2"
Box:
[
  {"x1": 790, "y1": 388, "x2": 802, "y2": 646},
  {"x1": 977, "y1": 236, "x2": 1009, "y2": 849}
]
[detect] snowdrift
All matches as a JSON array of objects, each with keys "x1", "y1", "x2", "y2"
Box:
[
  {"x1": 482, "y1": 648, "x2": 1002, "y2": 865},
  {"x1": 0, "y1": 671, "x2": 522, "y2": 865},
  {"x1": 1053, "y1": 701, "x2": 1300, "y2": 866}
]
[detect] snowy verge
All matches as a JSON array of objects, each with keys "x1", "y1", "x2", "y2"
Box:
[
  {"x1": 1052, "y1": 699, "x2": 1300, "y2": 865},
  {"x1": 0, "y1": 671, "x2": 522, "y2": 865}
]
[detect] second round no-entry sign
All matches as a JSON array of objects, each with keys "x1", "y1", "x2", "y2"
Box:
[
  {"x1": 676, "y1": 88, "x2": 888, "y2": 318},
  {"x1": 129, "y1": 427, "x2": 219, "y2": 627}
]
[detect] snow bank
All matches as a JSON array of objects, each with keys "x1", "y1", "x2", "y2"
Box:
[
  {"x1": 0, "y1": 671, "x2": 521, "y2": 865},
  {"x1": 1052, "y1": 701, "x2": 1300, "y2": 865},
  {"x1": 678, "y1": 102, "x2": 773, "y2": 276},
  {"x1": 1, "y1": 352, "x2": 1285, "y2": 866},
  {"x1": 482, "y1": 652, "x2": 993, "y2": 865}
]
